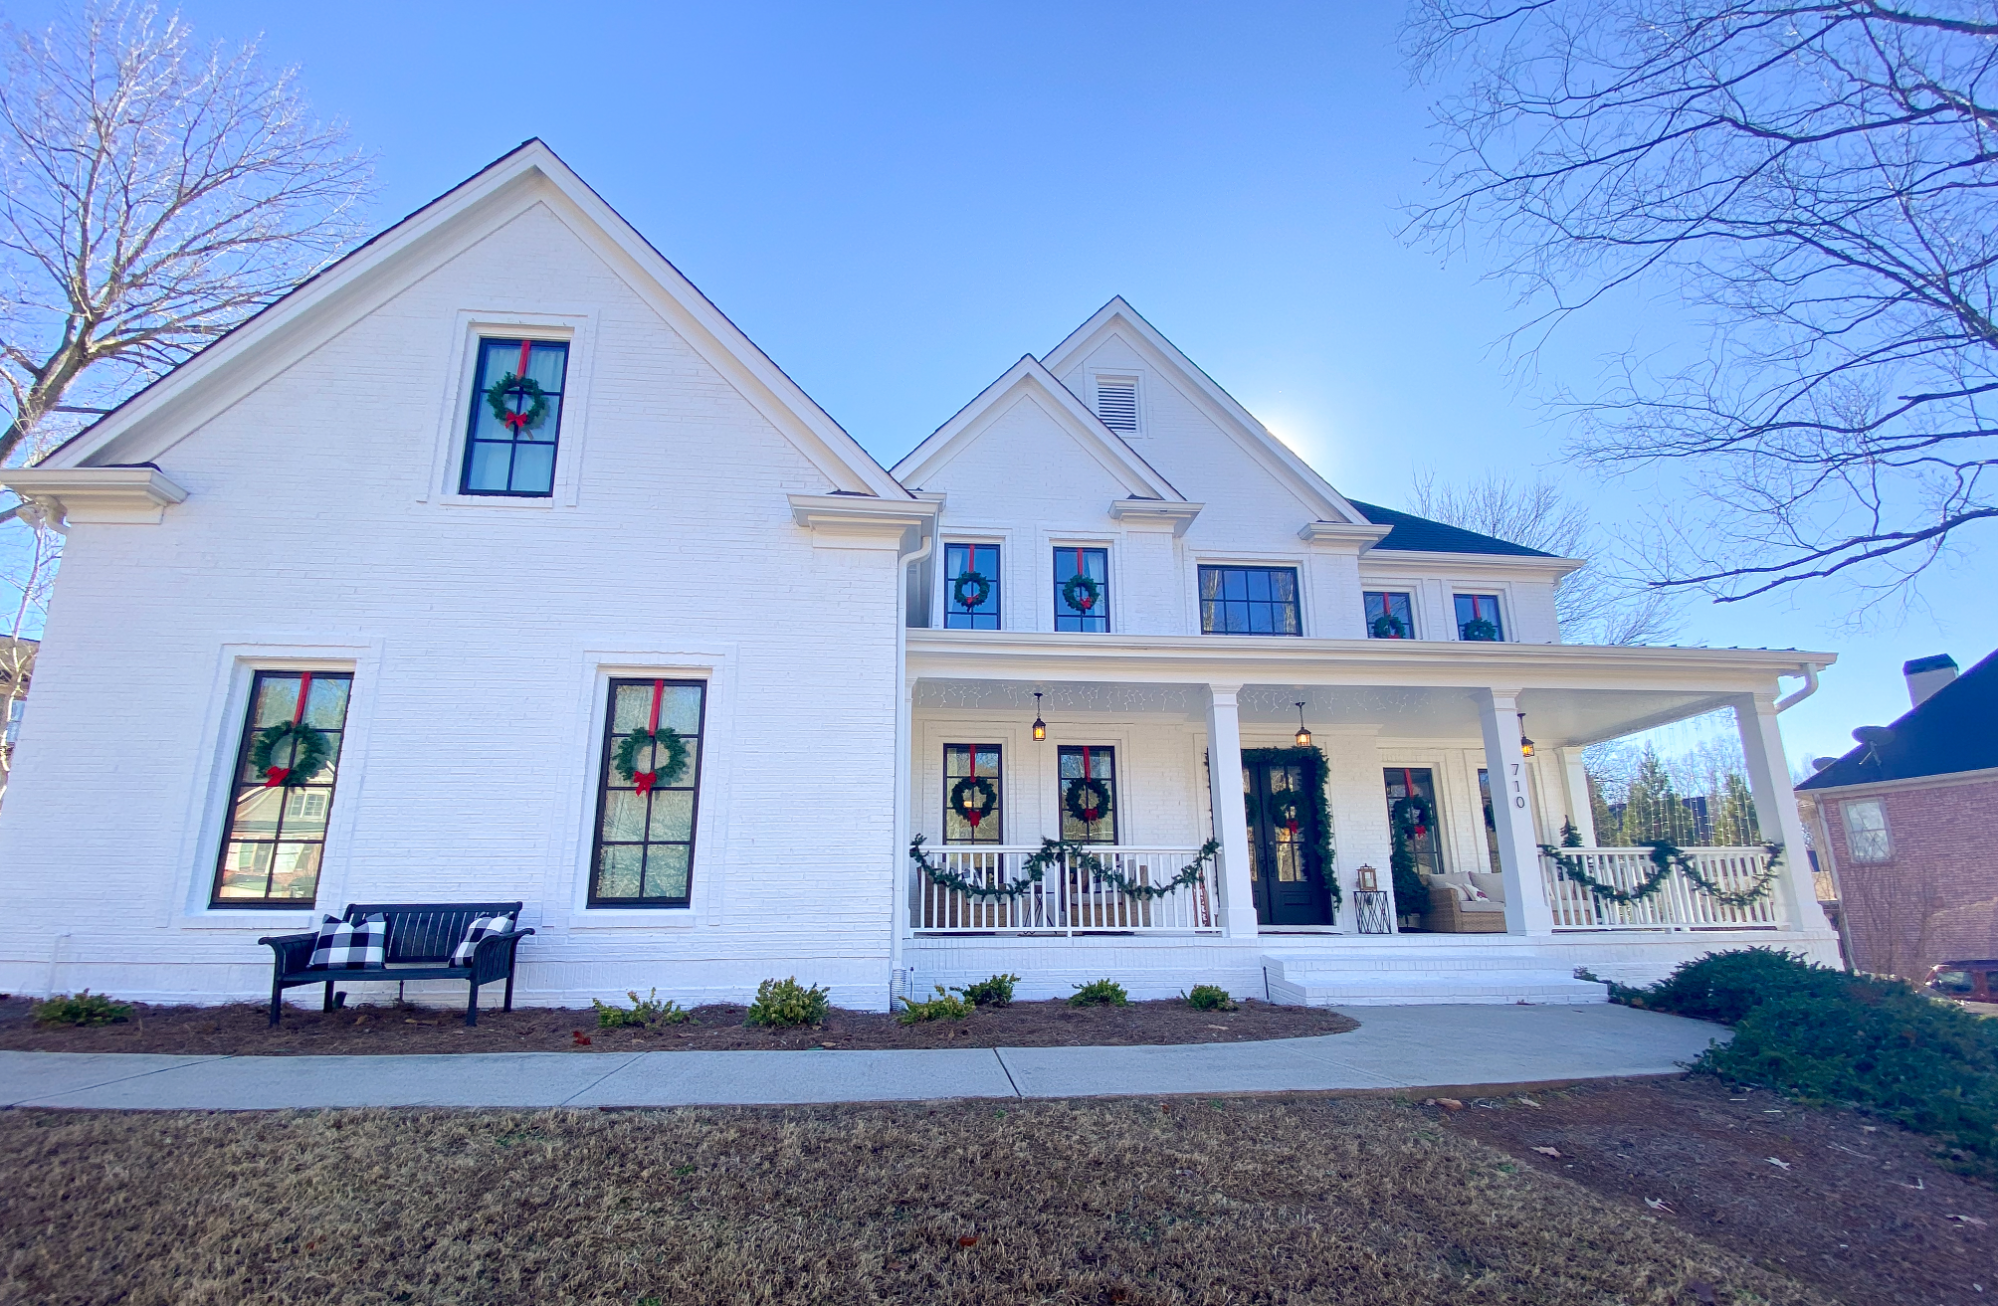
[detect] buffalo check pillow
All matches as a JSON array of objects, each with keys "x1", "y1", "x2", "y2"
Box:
[
  {"x1": 450, "y1": 914, "x2": 516, "y2": 967},
  {"x1": 308, "y1": 913, "x2": 387, "y2": 970}
]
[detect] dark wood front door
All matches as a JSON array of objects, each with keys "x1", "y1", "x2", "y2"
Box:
[{"x1": 1245, "y1": 751, "x2": 1331, "y2": 926}]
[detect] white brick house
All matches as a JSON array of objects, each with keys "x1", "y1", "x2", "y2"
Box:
[{"x1": 0, "y1": 143, "x2": 1839, "y2": 1012}]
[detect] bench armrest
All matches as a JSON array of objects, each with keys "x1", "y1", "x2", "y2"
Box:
[
  {"x1": 259, "y1": 931, "x2": 317, "y2": 976},
  {"x1": 468, "y1": 926, "x2": 534, "y2": 984}
]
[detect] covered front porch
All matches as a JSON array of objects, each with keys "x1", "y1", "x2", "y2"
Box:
[{"x1": 897, "y1": 632, "x2": 1838, "y2": 1004}]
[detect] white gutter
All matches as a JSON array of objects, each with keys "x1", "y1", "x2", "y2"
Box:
[
  {"x1": 1775, "y1": 663, "x2": 1820, "y2": 713},
  {"x1": 887, "y1": 523, "x2": 935, "y2": 1012}
]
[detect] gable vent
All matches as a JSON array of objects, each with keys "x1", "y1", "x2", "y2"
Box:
[{"x1": 1096, "y1": 379, "x2": 1139, "y2": 433}]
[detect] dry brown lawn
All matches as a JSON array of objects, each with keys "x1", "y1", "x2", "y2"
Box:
[{"x1": 0, "y1": 1095, "x2": 1828, "y2": 1306}]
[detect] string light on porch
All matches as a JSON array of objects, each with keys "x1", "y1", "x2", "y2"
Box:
[
  {"x1": 1031, "y1": 691, "x2": 1047, "y2": 743},
  {"x1": 1517, "y1": 713, "x2": 1535, "y2": 758},
  {"x1": 1293, "y1": 701, "x2": 1312, "y2": 748}
]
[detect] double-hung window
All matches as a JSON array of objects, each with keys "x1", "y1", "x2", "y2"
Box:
[
  {"x1": 591, "y1": 678, "x2": 707, "y2": 906},
  {"x1": 462, "y1": 338, "x2": 569, "y2": 496},
  {"x1": 1843, "y1": 798, "x2": 1891, "y2": 863},
  {"x1": 1454, "y1": 593, "x2": 1504, "y2": 641},
  {"x1": 944, "y1": 542, "x2": 1001, "y2": 630},
  {"x1": 1199, "y1": 565, "x2": 1301, "y2": 635},
  {"x1": 944, "y1": 744, "x2": 1003, "y2": 844},
  {"x1": 1365, "y1": 590, "x2": 1414, "y2": 639},
  {"x1": 212, "y1": 670, "x2": 353, "y2": 906},
  {"x1": 1058, "y1": 745, "x2": 1118, "y2": 843},
  {"x1": 1054, "y1": 547, "x2": 1110, "y2": 632}
]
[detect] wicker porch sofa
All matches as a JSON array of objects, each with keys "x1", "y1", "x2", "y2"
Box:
[{"x1": 1423, "y1": 872, "x2": 1507, "y2": 934}]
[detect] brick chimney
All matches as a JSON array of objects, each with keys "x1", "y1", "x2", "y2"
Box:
[{"x1": 1903, "y1": 653, "x2": 1958, "y2": 707}]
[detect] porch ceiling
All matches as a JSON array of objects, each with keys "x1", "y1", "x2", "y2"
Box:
[{"x1": 911, "y1": 679, "x2": 1743, "y2": 747}]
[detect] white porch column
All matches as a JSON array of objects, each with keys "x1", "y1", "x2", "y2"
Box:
[
  {"x1": 1477, "y1": 688, "x2": 1556, "y2": 935},
  {"x1": 1557, "y1": 747, "x2": 1597, "y2": 846},
  {"x1": 1205, "y1": 683, "x2": 1260, "y2": 937},
  {"x1": 1733, "y1": 693, "x2": 1833, "y2": 933}
]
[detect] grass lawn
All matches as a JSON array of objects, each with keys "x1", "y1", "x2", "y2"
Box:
[{"x1": 0, "y1": 1094, "x2": 1830, "y2": 1306}]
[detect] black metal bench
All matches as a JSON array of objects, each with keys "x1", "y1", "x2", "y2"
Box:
[{"x1": 259, "y1": 901, "x2": 534, "y2": 1027}]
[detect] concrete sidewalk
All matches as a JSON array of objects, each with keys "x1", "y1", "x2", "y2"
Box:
[{"x1": 0, "y1": 1004, "x2": 1726, "y2": 1111}]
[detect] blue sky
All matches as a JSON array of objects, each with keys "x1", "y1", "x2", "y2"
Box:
[{"x1": 15, "y1": 0, "x2": 1995, "y2": 764}]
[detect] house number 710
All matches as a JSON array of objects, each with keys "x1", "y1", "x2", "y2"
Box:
[{"x1": 1509, "y1": 761, "x2": 1527, "y2": 808}]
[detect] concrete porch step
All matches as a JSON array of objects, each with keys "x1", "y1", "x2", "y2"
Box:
[{"x1": 1261, "y1": 951, "x2": 1609, "y2": 1007}]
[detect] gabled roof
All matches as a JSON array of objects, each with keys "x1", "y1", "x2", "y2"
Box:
[
  {"x1": 1345, "y1": 499, "x2": 1557, "y2": 558},
  {"x1": 1039, "y1": 297, "x2": 1368, "y2": 526},
  {"x1": 40, "y1": 140, "x2": 909, "y2": 499},
  {"x1": 1798, "y1": 647, "x2": 1998, "y2": 790},
  {"x1": 891, "y1": 353, "x2": 1184, "y2": 501}
]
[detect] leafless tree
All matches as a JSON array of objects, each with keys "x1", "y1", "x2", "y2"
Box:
[
  {"x1": 1412, "y1": 470, "x2": 1679, "y2": 642},
  {"x1": 0, "y1": 0, "x2": 371, "y2": 483},
  {"x1": 1406, "y1": 1, "x2": 1998, "y2": 605}
]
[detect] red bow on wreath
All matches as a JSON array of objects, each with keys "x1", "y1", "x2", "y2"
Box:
[
  {"x1": 265, "y1": 673, "x2": 313, "y2": 787},
  {"x1": 501, "y1": 408, "x2": 533, "y2": 433}
]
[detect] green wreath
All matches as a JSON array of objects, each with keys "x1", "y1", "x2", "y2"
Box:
[
  {"x1": 614, "y1": 727, "x2": 689, "y2": 794},
  {"x1": 1064, "y1": 776, "x2": 1114, "y2": 825},
  {"x1": 248, "y1": 720, "x2": 332, "y2": 789},
  {"x1": 1370, "y1": 612, "x2": 1408, "y2": 639},
  {"x1": 948, "y1": 774, "x2": 999, "y2": 831},
  {"x1": 485, "y1": 372, "x2": 550, "y2": 435},
  {"x1": 950, "y1": 570, "x2": 993, "y2": 611},
  {"x1": 1460, "y1": 617, "x2": 1501, "y2": 642},
  {"x1": 1390, "y1": 794, "x2": 1434, "y2": 839},
  {"x1": 1060, "y1": 572, "x2": 1101, "y2": 613}
]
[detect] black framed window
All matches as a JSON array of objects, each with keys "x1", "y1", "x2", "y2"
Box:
[
  {"x1": 944, "y1": 743, "x2": 1003, "y2": 844},
  {"x1": 1384, "y1": 766, "x2": 1444, "y2": 876},
  {"x1": 1058, "y1": 745, "x2": 1118, "y2": 843},
  {"x1": 1054, "y1": 547, "x2": 1110, "y2": 632},
  {"x1": 1199, "y1": 565, "x2": 1301, "y2": 635},
  {"x1": 1365, "y1": 590, "x2": 1414, "y2": 639},
  {"x1": 212, "y1": 670, "x2": 353, "y2": 906},
  {"x1": 1454, "y1": 593, "x2": 1505, "y2": 641},
  {"x1": 461, "y1": 338, "x2": 569, "y2": 496},
  {"x1": 944, "y1": 542, "x2": 1001, "y2": 630},
  {"x1": 591, "y1": 678, "x2": 707, "y2": 906}
]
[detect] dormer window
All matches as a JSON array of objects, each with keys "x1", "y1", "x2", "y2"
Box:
[
  {"x1": 462, "y1": 338, "x2": 569, "y2": 496},
  {"x1": 1095, "y1": 377, "x2": 1139, "y2": 433}
]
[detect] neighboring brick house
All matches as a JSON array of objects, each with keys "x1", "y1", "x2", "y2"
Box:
[{"x1": 1797, "y1": 650, "x2": 1998, "y2": 979}]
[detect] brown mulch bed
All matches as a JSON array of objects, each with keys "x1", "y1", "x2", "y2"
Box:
[
  {"x1": 0, "y1": 994, "x2": 1355, "y2": 1056},
  {"x1": 0, "y1": 1095, "x2": 1829, "y2": 1306},
  {"x1": 1438, "y1": 1075, "x2": 1997, "y2": 1306}
]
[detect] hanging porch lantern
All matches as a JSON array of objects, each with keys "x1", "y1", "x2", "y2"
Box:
[
  {"x1": 1518, "y1": 713, "x2": 1535, "y2": 758},
  {"x1": 1031, "y1": 691, "x2": 1047, "y2": 743},
  {"x1": 1293, "y1": 701, "x2": 1312, "y2": 749}
]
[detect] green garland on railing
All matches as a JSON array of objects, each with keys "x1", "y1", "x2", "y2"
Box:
[
  {"x1": 1538, "y1": 840, "x2": 1783, "y2": 909},
  {"x1": 910, "y1": 835, "x2": 1222, "y2": 902}
]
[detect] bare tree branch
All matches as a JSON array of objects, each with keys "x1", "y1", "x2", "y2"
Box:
[{"x1": 1405, "y1": 0, "x2": 1998, "y2": 603}]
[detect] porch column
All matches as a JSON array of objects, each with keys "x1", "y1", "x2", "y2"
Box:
[
  {"x1": 1205, "y1": 683, "x2": 1260, "y2": 937},
  {"x1": 1477, "y1": 688, "x2": 1556, "y2": 935},
  {"x1": 1557, "y1": 747, "x2": 1597, "y2": 846},
  {"x1": 1732, "y1": 693, "x2": 1833, "y2": 933}
]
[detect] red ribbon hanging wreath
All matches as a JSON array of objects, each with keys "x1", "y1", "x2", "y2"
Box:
[
  {"x1": 500, "y1": 341, "x2": 534, "y2": 432},
  {"x1": 634, "y1": 680, "x2": 666, "y2": 795},
  {"x1": 263, "y1": 672, "x2": 313, "y2": 788}
]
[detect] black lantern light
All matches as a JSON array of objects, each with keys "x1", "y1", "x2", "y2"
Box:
[
  {"x1": 1032, "y1": 691, "x2": 1047, "y2": 743},
  {"x1": 1293, "y1": 701, "x2": 1312, "y2": 749},
  {"x1": 1518, "y1": 713, "x2": 1535, "y2": 758}
]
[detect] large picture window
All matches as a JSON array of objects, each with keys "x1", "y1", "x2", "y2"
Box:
[
  {"x1": 461, "y1": 337, "x2": 569, "y2": 496},
  {"x1": 1054, "y1": 547, "x2": 1110, "y2": 632},
  {"x1": 591, "y1": 678, "x2": 707, "y2": 906},
  {"x1": 1199, "y1": 565, "x2": 1301, "y2": 635},
  {"x1": 212, "y1": 670, "x2": 353, "y2": 906},
  {"x1": 1058, "y1": 745, "x2": 1118, "y2": 843},
  {"x1": 944, "y1": 744, "x2": 1003, "y2": 844},
  {"x1": 1365, "y1": 590, "x2": 1414, "y2": 639},
  {"x1": 944, "y1": 542, "x2": 1001, "y2": 629}
]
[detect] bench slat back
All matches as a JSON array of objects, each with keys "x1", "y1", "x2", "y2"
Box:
[{"x1": 343, "y1": 901, "x2": 524, "y2": 965}]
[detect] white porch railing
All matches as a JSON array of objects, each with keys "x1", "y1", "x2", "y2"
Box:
[
  {"x1": 915, "y1": 845, "x2": 1221, "y2": 934},
  {"x1": 1541, "y1": 846, "x2": 1782, "y2": 931}
]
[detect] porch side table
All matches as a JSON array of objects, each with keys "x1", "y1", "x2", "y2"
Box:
[{"x1": 1353, "y1": 889, "x2": 1394, "y2": 935}]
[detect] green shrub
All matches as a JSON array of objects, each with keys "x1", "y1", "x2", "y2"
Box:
[
  {"x1": 1185, "y1": 984, "x2": 1236, "y2": 1012},
  {"x1": 1069, "y1": 979, "x2": 1128, "y2": 1007},
  {"x1": 745, "y1": 977, "x2": 831, "y2": 1029},
  {"x1": 591, "y1": 988, "x2": 690, "y2": 1029},
  {"x1": 960, "y1": 973, "x2": 1018, "y2": 1008},
  {"x1": 1629, "y1": 947, "x2": 1852, "y2": 1022},
  {"x1": 898, "y1": 985, "x2": 973, "y2": 1024},
  {"x1": 33, "y1": 990, "x2": 133, "y2": 1027}
]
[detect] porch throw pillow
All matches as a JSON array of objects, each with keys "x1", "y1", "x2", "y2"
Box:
[
  {"x1": 308, "y1": 914, "x2": 387, "y2": 970},
  {"x1": 450, "y1": 914, "x2": 517, "y2": 967},
  {"x1": 1456, "y1": 883, "x2": 1492, "y2": 905}
]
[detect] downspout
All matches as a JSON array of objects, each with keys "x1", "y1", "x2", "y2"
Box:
[
  {"x1": 1775, "y1": 663, "x2": 1819, "y2": 712},
  {"x1": 888, "y1": 522, "x2": 935, "y2": 1011}
]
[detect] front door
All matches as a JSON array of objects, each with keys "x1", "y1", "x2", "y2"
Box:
[{"x1": 1244, "y1": 750, "x2": 1331, "y2": 926}]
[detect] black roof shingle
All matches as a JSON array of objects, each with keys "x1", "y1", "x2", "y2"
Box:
[
  {"x1": 1344, "y1": 499, "x2": 1557, "y2": 558},
  {"x1": 1796, "y1": 647, "x2": 1998, "y2": 790}
]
